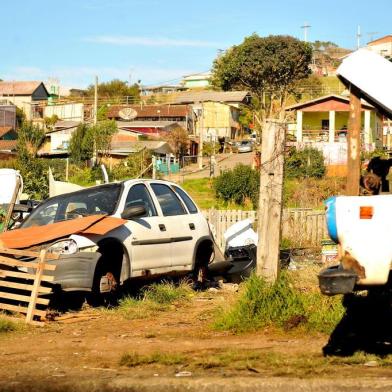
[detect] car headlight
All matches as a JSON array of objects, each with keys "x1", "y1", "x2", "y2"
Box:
[{"x1": 47, "y1": 239, "x2": 78, "y2": 255}]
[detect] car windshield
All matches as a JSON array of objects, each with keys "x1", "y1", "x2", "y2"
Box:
[{"x1": 21, "y1": 183, "x2": 122, "y2": 228}]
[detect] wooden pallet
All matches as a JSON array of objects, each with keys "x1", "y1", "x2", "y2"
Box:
[{"x1": 0, "y1": 248, "x2": 59, "y2": 325}]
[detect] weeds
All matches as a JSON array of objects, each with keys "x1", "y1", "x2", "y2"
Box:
[
  {"x1": 120, "y1": 351, "x2": 185, "y2": 367},
  {"x1": 119, "y1": 347, "x2": 392, "y2": 376},
  {"x1": 213, "y1": 272, "x2": 344, "y2": 334},
  {"x1": 143, "y1": 281, "x2": 193, "y2": 304},
  {"x1": 0, "y1": 315, "x2": 20, "y2": 333},
  {"x1": 113, "y1": 280, "x2": 193, "y2": 320}
]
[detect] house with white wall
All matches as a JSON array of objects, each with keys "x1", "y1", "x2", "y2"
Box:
[{"x1": 0, "y1": 81, "x2": 49, "y2": 120}]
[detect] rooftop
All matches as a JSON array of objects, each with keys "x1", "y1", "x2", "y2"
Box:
[
  {"x1": 108, "y1": 104, "x2": 189, "y2": 119},
  {"x1": 0, "y1": 140, "x2": 17, "y2": 151},
  {"x1": 168, "y1": 90, "x2": 250, "y2": 104},
  {"x1": 0, "y1": 126, "x2": 13, "y2": 138},
  {"x1": 0, "y1": 81, "x2": 45, "y2": 96}
]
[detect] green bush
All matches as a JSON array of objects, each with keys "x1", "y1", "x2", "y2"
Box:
[
  {"x1": 213, "y1": 273, "x2": 344, "y2": 334},
  {"x1": 214, "y1": 164, "x2": 259, "y2": 207},
  {"x1": 285, "y1": 147, "x2": 326, "y2": 179}
]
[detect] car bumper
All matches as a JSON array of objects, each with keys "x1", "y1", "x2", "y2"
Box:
[{"x1": 43, "y1": 252, "x2": 101, "y2": 292}]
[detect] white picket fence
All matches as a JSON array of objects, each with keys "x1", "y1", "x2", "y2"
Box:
[{"x1": 203, "y1": 208, "x2": 327, "y2": 251}]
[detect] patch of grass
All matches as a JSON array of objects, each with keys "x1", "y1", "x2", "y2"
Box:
[
  {"x1": 182, "y1": 178, "x2": 216, "y2": 209},
  {"x1": 143, "y1": 280, "x2": 193, "y2": 304},
  {"x1": 112, "y1": 281, "x2": 193, "y2": 320},
  {"x1": 0, "y1": 315, "x2": 20, "y2": 333},
  {"x1": 116, "y1": 297, "x2": 164, "y2": 320},
  {"x1": 213, "y1": 272, "x2": 344, "y2": 334},
  {"x1": 120, "y1": 351, "x2": 185, "y2": 367}
]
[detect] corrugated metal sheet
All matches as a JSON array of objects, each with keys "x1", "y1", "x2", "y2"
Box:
[{"x1": 169, "y1": 90, "x2": 250, "y2": 104}]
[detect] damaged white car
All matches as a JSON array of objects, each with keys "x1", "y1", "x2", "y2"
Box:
[{"x1": 1, "y1": 180, "x2": 214, "y2": 302}]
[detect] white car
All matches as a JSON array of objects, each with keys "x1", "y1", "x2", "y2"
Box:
[{"x1": 16, "y1": 179, "x2": 214, "y2": 302}]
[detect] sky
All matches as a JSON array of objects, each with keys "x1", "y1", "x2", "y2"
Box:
[{"x1": 1, "y1": 0, "x2": 391, "y2": 89}]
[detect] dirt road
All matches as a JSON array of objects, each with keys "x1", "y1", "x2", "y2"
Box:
[{"x1": 1, "y1": 287, "x2": 392, "y2": 392}]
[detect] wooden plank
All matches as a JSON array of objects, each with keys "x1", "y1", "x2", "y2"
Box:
[
  {"x1": 0, "y1": 290, "x2": 49, "y2": 305},
  {"x1": 0, "y1": 279, "x2": 52, "y2": 294},
  {"x1": 0, "y1": 269, "x2": 54, "y2": 282},
  {"x1": 0, "y1": 255, "x2": 56, "y2": 271},
  {"x1": 2, "y1": 177, "x2": 21, "y2": 233},
  {"x1": 0, "y1": 302, "x2": 47, "y2": 317},
  {"x1": 0, "y1": 248, "x2": 59, "y2": 260},
  {"x1": 26, "y1": 249, "x2": 47, "y2": 323}
]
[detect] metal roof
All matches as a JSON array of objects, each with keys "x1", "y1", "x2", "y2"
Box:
[{"x1": 168, "y1": 90, "x2": 250, "y2": 104}]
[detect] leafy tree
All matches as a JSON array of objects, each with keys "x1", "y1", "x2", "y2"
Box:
[
  {"x1": 69, "y1": 123, "x2": 92, "y2": 163},
  {"x1": 44, "y1": 114, "x2": 59, "y2": 132},
  {"x1": 164, "y1": 125, "x2": 188, "y2": 157},
  {"x1": 17, "y1": 121, "x2": 45, "y2": 157},
  {"x1": 111, "y1": 149, "x2": 152, "y2": 180},
  {"x1": 212, "y1": 34, "x2": 312, "y2": 125},
  {"x1": 285, "y1": 147, "x2": 326, "y2": 179},
  {"x1": 91, "y1": 120, "x2": 117, "y2": 161},
  {"x1": 69, "y1": 120, "x2": 117, "y2": 164},
  {"x1": 214, "y1": 164, "x2": 260, "y2": 207},
  {"x1": 16, "y1": 121, "x2": 48, "y2": 199},
  {"x1": 86, "y1": 79, "x2": 140, "y2": 101}
]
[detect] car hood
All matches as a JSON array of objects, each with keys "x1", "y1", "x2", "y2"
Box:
[{"x1": 0, "y1": 215, "x2": 126, "y2": 249}]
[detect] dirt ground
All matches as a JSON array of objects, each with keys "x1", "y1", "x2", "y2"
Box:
[{"x1": 1, "y1": 287, "x2": 392, "y2": 392}]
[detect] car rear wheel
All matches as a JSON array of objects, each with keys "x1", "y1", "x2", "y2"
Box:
[{"x1": 192, "y1": 241, "x2": 213, "y2": 289}]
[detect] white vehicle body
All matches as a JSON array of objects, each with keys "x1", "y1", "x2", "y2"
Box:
[
  {"x1": 17, "y1": 179, "x2": 213, "y2": 293},
  {"x1": 320, "y1": 195, "x2": 392, "y2": 295}
]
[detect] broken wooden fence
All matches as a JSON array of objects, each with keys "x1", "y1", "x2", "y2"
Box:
[
  {"x1": 0, "y1": 248, "x2": 58, "y2": 325},
  {"x1": 203, "y1": 208, "x2": 327, "y2": 251}
]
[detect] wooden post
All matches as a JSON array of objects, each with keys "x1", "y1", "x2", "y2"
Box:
[
  {"x1": 256, "y1": 120, "x2": 286, "y2": 282},
  {"x1": 346, "y1": 86, "x2": 362, "y2": 196},
  {"x1": 25, "y1": 249, "x2": 46, "y2": 323},
  {"x1": 2, "y1": 177, "x2": 20, "y2": 233}
]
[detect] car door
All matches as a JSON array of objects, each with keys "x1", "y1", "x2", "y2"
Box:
[
  {"x1": 149, "y1": 183, "x2": 195, "y2": 269},
  {"x1": 121, "y1": 183, "x2": 171, "y2": 273}
]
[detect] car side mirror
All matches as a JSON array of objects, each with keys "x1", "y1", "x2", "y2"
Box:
[{"x1": 121, "y1": 204, "x2": 147, "y2": 220}]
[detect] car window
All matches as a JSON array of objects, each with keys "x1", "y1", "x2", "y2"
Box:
[
  {"x1": 125, "y1": 184, "x2": 157, "y2": 217},
  {"x1": 150, "y1": 183, "x2": 187, "y2": 216},
  {"x1": 173, "y1": 186, "x2": 198, "y2": 214},
  {"x1": 22, "y1": 183, "x2": 121, "y2": 228}
]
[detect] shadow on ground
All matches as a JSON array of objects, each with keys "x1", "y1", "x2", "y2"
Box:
[{"x1": 324, "y1": 290, "x2": 392, "y2": 356}]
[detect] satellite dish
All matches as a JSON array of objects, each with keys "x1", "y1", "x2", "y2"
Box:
[{"x1": 119, "y1": 107, "x2": 138, "y2": 120}]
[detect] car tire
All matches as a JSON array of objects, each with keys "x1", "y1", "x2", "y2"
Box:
[
  {"x1": 87, "y1": 258, "x2": 120, "y2": 307},
  {"x1": 192, "y1": 242, "x2": 213, "y2": 290},
  {"x1": 86, "y1": 240, "x2": 123, "y2": 307}
]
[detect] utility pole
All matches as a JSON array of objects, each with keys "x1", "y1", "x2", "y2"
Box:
[
  {"x1": 356, "y1": 25, "x2": 362, "y2": 49},
  {"x1": 92, "y1": 76, "x2": 98, "y2": 166},
  {"x1": 94, "y1": 75, "x2": 98, "y2": 125},
  {"x1": 301, "y1": 22, "x2": 311, "y2": 43},
  {"x1": 346, "y1": 85, "x2": 362, "y2": 196},
  {"x1": 256, "y1": 120, "x2": 286, "y2": 282},
  {"x1": 198, "y1": 104, "x2": 204, "y2": 169}
]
